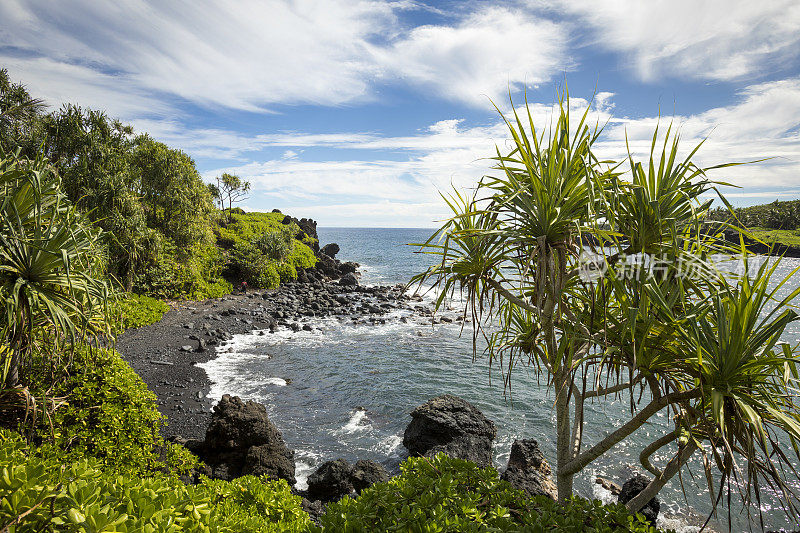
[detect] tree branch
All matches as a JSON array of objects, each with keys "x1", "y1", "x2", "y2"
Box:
[
  {"x1": 584, "y1": 374, "x2": 645, "y2": 398},
  {"x1": 627, "y1": 440, "x2": 699, "y2": 513},
  {"x1": 485, "y1": 277, "x2": 537, "y2": 313},
  {"x1": 639, "y1": 431, "x2": 678, "y2": 477},
  {"x1": 563, "y1": 389, "x2": 700, "y2": 475}
]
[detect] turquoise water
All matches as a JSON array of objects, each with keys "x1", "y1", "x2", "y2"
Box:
[{"x1": 201, "y1": 228, "x2": 800, "y2": 532}]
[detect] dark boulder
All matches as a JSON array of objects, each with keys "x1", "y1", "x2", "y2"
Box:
[
  {"x1": 339, "y1": 272, "x2": 358, "y2": 286},
  {"x1": 200, "y1": 395, "x2": 296, "y2": 485},
  {"x1": 351, "y1": 459, "x2": 389, "y2": 494},
  {"x1": 315, "y1": 254, "x2": 340, "y2": 278},
  {"x1": 618, "y1": 474, "x2": 659, "y2": 526},
  {"x1": 500, "y1": 439, "x2": 557, "y2": 499},
  {"x1": 320, "y1": 243, "x2": 340, "y2": 259},
  {"x1": 403, "y1": 394, "x2": 497, "y2": 467},
  {"x1": 307, "y1": 459, "x2": 355, "y2": 502},
  {"x1": 339, "y1": 262, "x2": 358, "y2": 275}
]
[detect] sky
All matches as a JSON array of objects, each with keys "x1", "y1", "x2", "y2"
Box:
[{"x1": 1, "y1": 0, "x2": 800, "y2": 227}]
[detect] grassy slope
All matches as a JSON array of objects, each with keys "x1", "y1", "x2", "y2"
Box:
[{"x1": 749, "y1": 227, "x2": 800, "y2": 248}]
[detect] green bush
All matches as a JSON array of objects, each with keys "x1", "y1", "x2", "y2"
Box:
[
  {"x1": 109, "y1": 293, "x2": 170, "y2": 333},
  {"x1": 0, "y1": 431, "x2": 310, "y2": 532},
  {"x1": 229, "y1": 241, "x2": 281, "y2": 289},
  {"x1": 276, "y1": 262, "x2": 298, "y2": 282},
  {"x1": 193, "y1": 475, "x2": 310, "y2": 532},
  {"x1": 288, "y1": 241, "x2": 317, "y2": 270},
  {"x1": 318, "y1": 454, "x2": 668, "y2": 532},
  {"x1": 216, "y1": 211, "x2": 316, "y2": 290},
  {"x1": 26, "y1": 346, "x2": 194, "y2": 475}
]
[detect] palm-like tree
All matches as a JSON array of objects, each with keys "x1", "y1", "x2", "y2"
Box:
[
  {"x1": 0, "y1": 149, "x2": 109, "y2": 388},
  {"x1": 412, "y1": 91, "x2": 800, "y2": 523}
]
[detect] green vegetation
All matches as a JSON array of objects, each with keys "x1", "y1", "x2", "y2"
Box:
[
  {"x1": 1, "y1": 430, "x2": 310, "y2": 532},
  {"x1": 219, "y1": 211, "x2": 316, "y2": 288},
  {"x1": 412, "y1": 92, "x2": 800, "y2": 521},
  {"x1": 0, "y1": 69, "x2": 314, "y2": 301},
  {"x1": 0, "y1": 151, "x2": 109, "y2": 388},
  {"x1": 24, "y1": 346, "x2": 195, "y2": 474},
  {"x1": 708, "y1": 198, "x2": 800, "y2": 230},
  {"x1": 319, "y1": 454, "x2": 663, "y2": 532},
  {"x1": 109, "y1": 293, "x2": 170, "y2": 334}
]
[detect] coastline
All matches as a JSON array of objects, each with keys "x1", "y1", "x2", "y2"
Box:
[{"x1": 116, "y1": 277, "x2": 425, "y2": 440}]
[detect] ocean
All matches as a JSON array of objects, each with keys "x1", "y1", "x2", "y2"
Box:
[{"x1": 200, "y1": 227, "x2": 800, "y2": 532}]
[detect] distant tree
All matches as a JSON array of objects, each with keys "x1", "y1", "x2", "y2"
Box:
[
  {"x1": 216, "y1": 173, "x2": 250, "y2": 222},
  {"x1": 0, "y1": 69, "x2": 45, "y2": 155}
]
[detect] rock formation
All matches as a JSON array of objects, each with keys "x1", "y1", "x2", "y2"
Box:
[
  {"x1": 403, "y1": 394, "x2": 497, "y2": 467},
  {"x1": 500, "y1": 439, "x2": 557, "y2": 499}
]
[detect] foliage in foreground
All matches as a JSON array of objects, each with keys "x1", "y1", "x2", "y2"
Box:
[
  {"x1": 0, "y1": 430, "x2": 310, "y2": 532},
  {"x1": 318, "y1": 454, "x2": 665, "y2": 532},
  {"x1": 0, "y1": 150, "x2": 109, "y2": 388},
  {"x1": 24, "y1": 346, "x2": 195, "y2": 475}
]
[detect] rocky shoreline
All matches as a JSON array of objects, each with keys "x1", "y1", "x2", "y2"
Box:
[
  {"x1": 115, "y1": 229, "x2": 459, "y2": 440},
  {"x1": 115, "y1": 230, "x2": 663, "y2": 526}
]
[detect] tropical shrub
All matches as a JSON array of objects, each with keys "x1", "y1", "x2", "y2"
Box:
[
  {"x1": 109, "y1": 293, "x2": 170, "y2": 333},
  {"x1": 229, "y1": 241, "x2": 281, "y2": 289},
  {"x1": 318, "y1": 454, "x2": 666, "y2": 532},
  {"x1": 0, "y1": 150, "x2": 109, "y2": 388},
  {"x1": 223, "y1": 213, "x2": 316, "y2": 289},
  {"x1": 0, "y1": 430, "x2": 309, "y2": 532},
  {"x1": 25, "y1": 346, "x2": 195, "y2": 475},
  {"x1": 194, "y1": 475, "x2": 310, "y2": 532}
]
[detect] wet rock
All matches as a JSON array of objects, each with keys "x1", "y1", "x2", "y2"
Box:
[
  {"x1": 351, "y1": 459, "x2": 389, "y2": 493},
  {"x1": 618, "y1": 474, "x2": 659, "y2": 526},
  {"x1": 339, "y1": 273, "x2": 358, "y2": 287},
  {"x1": 403, "y1": 394, "x2": 497, "y2": 467},
  {"x1": 307, "y1": 459, "x2": 355, "y2": 502},
  {"x1": 500, "y1": 439, "x2": 557, "y2": 499},
  {"x1": 320, "y1": 243, "x2": 340, "y2": 259},
  {"x1": 595, "y1": 477, "x2": 621, "y2": 496},
  {"x1": 199, "y1": 395, "x2": 296, "y2": 485}
]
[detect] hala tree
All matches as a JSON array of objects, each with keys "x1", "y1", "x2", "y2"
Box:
[
  {"x1": 412, "y1": 92, "x2": 800, "y2": 521},
  {"x1": 0, "y1": 149, "x2": 109, "y2": 389}
]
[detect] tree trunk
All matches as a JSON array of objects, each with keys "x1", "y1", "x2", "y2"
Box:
[
  {"x1": 5, "y1": 348, "x2": 20, "y2": 388},
  {"x1": 555, "y1": 367, "x2": 574, "y2": 499}
]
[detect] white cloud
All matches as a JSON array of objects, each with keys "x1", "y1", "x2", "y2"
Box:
[
  {"x1": 374, "y1": 6, "x2": 570, "y2": 105},
  {"x1": 0, "y1": 1, "x2": 574, "y2": 118},
  {"x1": 557, "y1": 0, "x2": 800, "y2": 81},
  {"x1": 0, "y1": 0, "x2": 399, "y2": 117},
  {"x1": 196, "y1": 78, "x2": 800, "y2": 225}
]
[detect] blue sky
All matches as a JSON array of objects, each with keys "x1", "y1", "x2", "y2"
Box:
[{"x1": 1, "y1": 0, "x2": 800, "y2": 227}]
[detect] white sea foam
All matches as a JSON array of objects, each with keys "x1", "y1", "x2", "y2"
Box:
[
  {"x1": 336, "y1": 408, "x2": 371, "y2": 435},
  {"x1": 294, "y1": 449, "x2": 322, "y2": 490},
  {"x1": 374, "y1": 434, "x2": 403, "y2": 456}
]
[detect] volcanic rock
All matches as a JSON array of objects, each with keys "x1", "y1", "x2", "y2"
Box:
[
  {"x1": 320, "y1": 243, "x2": 340, "y2": 259},
  {"x1": 618, "y1": 474, "x2": 660, "y2": 526},
  {"x1": 199, "y1": 395, "x2": 295, "y2": 485},
  {"x1": 500, "y1": 439, "x2": 557, "y2": 499},
  {"x1": 403, "y1": 394, "x2": 497, "y2": 467}
]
